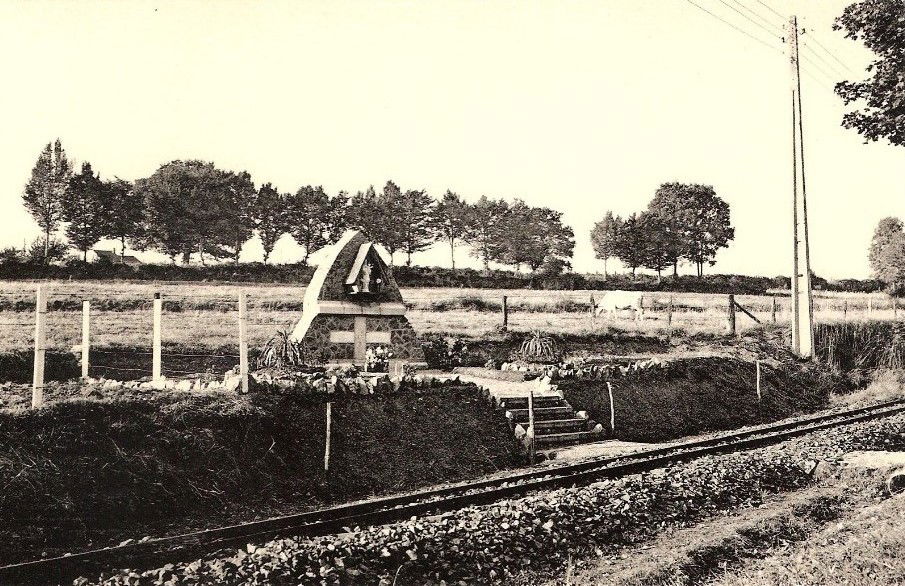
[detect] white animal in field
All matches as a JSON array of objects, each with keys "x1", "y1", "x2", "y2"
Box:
[{"x1": 594, "y1": 291, "x2": 645, "y2": 320}]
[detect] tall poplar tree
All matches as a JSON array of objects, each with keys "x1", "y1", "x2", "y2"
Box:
[{"x1": 23, "y1": 139, "x2": 72, "y2": 258}]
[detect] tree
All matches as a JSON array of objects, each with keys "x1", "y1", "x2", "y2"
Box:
[
  {"x1": 613, "y1": 213, "x2": 646, "y2": 277},
  {"x1": 431, "y1": 190, "x2": 470, "y2": 269},
  {"x1": 398, "y1": 188, "x2": 435, "y2": 266},
  {"x1": 27, "y1": 237, "x2": 68, "y2": 265},
  {"x1": 650, "y1": 182, "x2": 733, "y2": 277},
  {"x1": 325, "y1": 190, "x2": 350, "y2": 245},
  {"x1": 375, "y1": 181, "x2": 406, "y2": 265},
  {"x1": 347, "y1": 183, "x2": 407, "y2": 263},
  {"x1": 23, "y1": 139, "x2": 72, "y2": 258},
  {"x1": 347, "y1": 186, "x2": 380, "y2": 238},
  {"x1": 537, "y1": 207, "x2": 575, "y2": 272},
  {"x1": 681, "y1": 186, "x2": 733, "y2": 277},
  {"x1": 646, "y1": 185, "x2": 689, "y2": 276},
  {"x1": 286, "y1": 185, "x2": 331, "y2": 264},
  {"x1": 215, "y1": 170, "x2": 257, "y2": 265},
  {"x1": 463, "y1": 196, "x2": 509, "y2": 271},
  {"x1": 101, "y1": 178, "x2": 143, "y2": 261},
  {"x1": 869, "y1": 217, "x2": 905, "y2": 288},
  {"x1": 590, "y1": 211, "x2": 620, "y2": 278},
  {"x1": 497, "y1": 199, "x2": 538, "y2": 271},
  {"x1": 254, "y1": 183, "x2": 288, "y2": 264},
  {"x1": 637, "y1": 211, "x2": 675, "y2": 281},
  {"x1": 135, "y1": 160, "x2": 220, "y2": 264},
  {"x1": 62, "y1": 162, "x2": 107, "y2": 261},
  {"x1": 835, "y1": 0, "x2": 905, "y2": 146},
  {"x1": 498, "y1": 201, "x2": 574, "y2": 272}
]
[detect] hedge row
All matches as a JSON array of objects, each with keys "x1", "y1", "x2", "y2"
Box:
[
  {"x1": 0, "y1": 260, "x2": 887, "y2": 294},
  {"x1": 83, "y1": 411, "x2": 905, "y2": 586}
]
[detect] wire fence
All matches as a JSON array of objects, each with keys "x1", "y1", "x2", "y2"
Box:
[{"x1": 3, "y1": 285, "x2": 904, "y2": 404}]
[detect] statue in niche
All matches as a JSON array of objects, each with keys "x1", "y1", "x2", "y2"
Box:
[{"x1": 360, "y1": 262, "x2": 372, "y2": 293}]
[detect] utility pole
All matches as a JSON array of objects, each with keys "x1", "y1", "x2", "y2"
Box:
[{"x1": 787, "y1": 16, "x2": 815, "y2": 359}]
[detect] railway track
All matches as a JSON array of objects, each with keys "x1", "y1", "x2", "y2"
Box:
[{"x1": 4, "y1": 397, "x2": 905, "y2": 585}]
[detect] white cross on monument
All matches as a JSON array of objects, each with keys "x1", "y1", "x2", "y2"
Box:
[{"x1": 328, "y1": 317, "x2": 391, "y2": 361}]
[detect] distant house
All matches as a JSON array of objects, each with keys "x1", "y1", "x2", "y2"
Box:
[{"x1": 89, "y1": 249, "x2": 143, "y2": 268}]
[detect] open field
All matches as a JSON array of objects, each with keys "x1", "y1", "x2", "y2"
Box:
[{"x1": 0, "y1": 280, "x2": 901, "y2": 355}]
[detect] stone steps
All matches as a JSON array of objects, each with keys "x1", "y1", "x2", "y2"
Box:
[
  {"x1": 532, "y1": 417, "x2": 590, "y2": 434},
  {"x1": 535, "y1": 430, "x2": 605, "y2": 448},
  {"x1": 498, "y1": 395, "x2": 567, "y2": 410},
  {"x1": 506, "y1": 406, "x2": 577, "y2": 422},
  {"x1": 458, "y1": 372, "x2": 606, "y2": 453},
  {"x1": 494, "y1": 385, "x2": 604, "y2": 452}
]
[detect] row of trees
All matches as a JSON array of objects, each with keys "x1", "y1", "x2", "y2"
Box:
[
  {"x1": 590, "y1": 183, "x2": 734, "y2": 279},
  {"x1": 22, "y1": 143, "x2": 575, "y2": 273},
  {"x1": 23, "y1": 141, "x2": 140, "y2": 262}
]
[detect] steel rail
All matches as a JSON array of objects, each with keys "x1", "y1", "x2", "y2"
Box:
[{"x1": 3, "y1": 397, "x2": 904, "y2": 584}]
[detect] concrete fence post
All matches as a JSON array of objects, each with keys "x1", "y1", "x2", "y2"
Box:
[
  {"x1": 324, "y1": 401, "x2": 332, "y2": 473},
  {"x1": 771, "y1": 296, "x2": 777, "y2": 323},
  {"x1": 238, "y1": 290, "x2": 249, "y2": 394},
  {"x1": 81, "y1": 300, "x2": 90, "y2": 378},
  {"x1": 606, "y1": 381, "x2": 615, "y2": 433},
  {"x1": 152, "y1": 293, "x2": 162, "y2": 382},
  {"x1": 32, "y1": 285, "x2": 47, "y2": 408},
  {"x1": 502, "y1": 295, "x2": 509, "y2": 331},
  {"x1": 756, "y1": 359, "x2": 762, "y2": 403}
]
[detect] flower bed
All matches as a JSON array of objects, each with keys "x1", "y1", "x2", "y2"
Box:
[{"x1": 498, "y1": 356, "x2": 669, "y2": 380}]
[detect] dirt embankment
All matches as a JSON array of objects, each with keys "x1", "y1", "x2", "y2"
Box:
[
  {"x1": 560, "y1": 355, "x2": 845, "y2": 443},
  {"x1": 0, "y1": 384, "x2": 519, "y2": 564}
]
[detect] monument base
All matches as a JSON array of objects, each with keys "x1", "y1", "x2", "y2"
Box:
[{"x1": 298, "y1": 312, "x2": 424, "y2": 364}]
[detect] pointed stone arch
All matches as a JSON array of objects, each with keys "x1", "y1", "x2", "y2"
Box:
[{"x1": 290, "y1": 230, "x2": 424, "y2": 364}]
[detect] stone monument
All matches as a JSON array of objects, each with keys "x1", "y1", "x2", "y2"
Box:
[{"x1": 290, "y1": 230, "x2": 425, "y2": 365}]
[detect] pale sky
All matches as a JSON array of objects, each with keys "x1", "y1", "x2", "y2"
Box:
[{"x1": 0, "y1": 0, "x2": 900, "y2": 279}]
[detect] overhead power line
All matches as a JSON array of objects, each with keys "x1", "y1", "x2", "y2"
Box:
[
  {"x1": 754, "y1": 0, "x2": 786, "y2": 22},
  {"x1": 807, "y1": 33, "x2": 855, "y2": 74},
  {"x1": 716, "y1": 0, "x2": 783, "y2": 41},
  {"x1": 727, "y1": 0, "x2": 784, "y2": 37},
  {"x1": 683, "y1": 0, "x2": 781, "y2": 53},
  {"x1": 801, "y1": 41, "x2": 848, "y2": 78},
  {"x1": 800, "y1": 52, "x2": 839, "y2": 84},
  {"x1": 800, "y1": 69, "x2": 835, "y2": 93}
]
